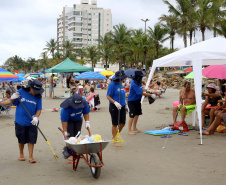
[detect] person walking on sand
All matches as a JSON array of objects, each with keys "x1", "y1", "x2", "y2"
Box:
[
  {"x1": 49, "y1": 74, "x2": 54, "y2": 99},
  {"x1": 127, "y1": 70, "x2": 152, "y2": 135},
  {"x1": 107, "y1": 70, "x2": 127, "y2": 146},
  {"x1": 60, "y1": 93, "x2": 90, "y2": 161},
  {"x1": 10, "y1": 79, "x2": 44, "y2": 163}
]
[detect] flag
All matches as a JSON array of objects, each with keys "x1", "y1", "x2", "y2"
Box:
[{"x1": 15, "y1": 70, "x2": 19, "y2": 74}]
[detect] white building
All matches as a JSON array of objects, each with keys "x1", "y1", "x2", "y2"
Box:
[
  {"x1": 57, "y1": 0, "x2": 119, "y2": 71},
  {"x1": 57, "y1": 0, "x2": 111, "y2": 49}
]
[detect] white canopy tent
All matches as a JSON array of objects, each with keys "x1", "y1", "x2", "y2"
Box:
[{"x1": 143, "y1": 37, "x2": 226, "y2": 144}]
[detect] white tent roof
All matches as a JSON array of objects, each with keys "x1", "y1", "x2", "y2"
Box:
[
  {"x1": 153, "y1": 37, "x2": 226, "y2": 67},
  {"x1": 144, "y1": 37, "x2": 226, "y2": 144}
]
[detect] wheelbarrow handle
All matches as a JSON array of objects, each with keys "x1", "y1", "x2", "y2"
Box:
[
  {"x1": 87, "y1": 128, "x2": 91, "y2": 137},
  {"x1": 58, "y1": 127, "x2": 67, "y2": 140}
]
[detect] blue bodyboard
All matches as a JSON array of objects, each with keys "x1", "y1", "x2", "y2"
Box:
[{"x1": 145, "y1": 129, "x2": 179, "y2": 135}]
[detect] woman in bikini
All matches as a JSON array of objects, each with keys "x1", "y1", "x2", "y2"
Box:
[{"x1": 201, "y1": 83, "x2": 221, "y2": 128}]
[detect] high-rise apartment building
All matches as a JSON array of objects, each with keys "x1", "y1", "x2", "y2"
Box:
[{"x1": 57, "y1": 0, "x2": 112, "y2": 49}]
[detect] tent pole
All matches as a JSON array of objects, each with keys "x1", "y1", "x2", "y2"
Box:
[{"x1": 141, "y1": 66, "x2": 156, "y2": 103}]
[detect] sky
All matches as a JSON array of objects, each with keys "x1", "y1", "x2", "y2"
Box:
[{"x1": 0, "y1": 0, "x2": 212, "y2": 65}]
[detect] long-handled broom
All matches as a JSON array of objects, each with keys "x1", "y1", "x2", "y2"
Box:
[{"x1": 9, "y1": 84, "x2": 58, "y2": 160}]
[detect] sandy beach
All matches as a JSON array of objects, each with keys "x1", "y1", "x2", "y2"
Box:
[{"x1": 1, "y1": 85, "x2": 226, "y2": 185}]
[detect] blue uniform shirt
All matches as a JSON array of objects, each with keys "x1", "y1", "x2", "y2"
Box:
[
  {"x1": 14, "y1": 88, "x2": 42, "y2": 126},
  {"x1": 61, "y1": 101, "x2": 90, "y2": 122},
  {"x1": 107, "y1": 82, "x2": 126, "y2": 106},
  {"x1": 128, "y1": 80, "x2": 143, "y2": 102}
]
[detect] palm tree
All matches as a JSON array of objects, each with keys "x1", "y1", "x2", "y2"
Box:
[
  {"x1": 27, "y1": 58, "x2": 36, "y2": 72},
  {"x1": 186, "y1": 1, "x2": 198, "y2": 45},
  {"x1": 126, "y1": 36, "x2": 142, "y2": 68},
  {"x1": 197, "y1": 0, "x2": 213, "y2": 41},
  {"x1": 99, "y1": 33, "x2": 113, "y2": 70},
  {"x1": 109, "y1": 24, "x2": 131, "y2": 69},
  {"x1": 159, "y1": 14, "x2": 178, "y2": 51},
  {"x1": 62, "y1": 40, "x2": 74, "y2": 58},
  {"x1": 139, "y1": 34, "x2": 153, "y2": 71},
  {"x1": 40, "y1": 52, "x2": 49, "y2": 69},
  {"x1": 76, "y1": 47, "x2": 87, "y2": 59},
  {"x1": 148, "y1": 24, "x2": 169, "y2": 59},
  {"x1": 211, "y1": 0, "x2": 226, "y2": 37},
  {"x1": 86, "y1": 46, "x2": 99, "y2": 68},
  {"x1": 44, "y1": 39, "x2": 57, "y2": 59},
  {"x1": 3, "y1": 55, "x2": 24, "y2": 72},
  {"x1": 131, "y1": 29, "x2": 144, "y2": 37},
  {"x1": 214, "y1": 20, "x2": 226, "y2": 38},
  {"x1": 163, "y1": 0, "x2": 191, "y2": 48},
  {"x1": 75, "y1": 47, "x2": 87, "y2": 65}
]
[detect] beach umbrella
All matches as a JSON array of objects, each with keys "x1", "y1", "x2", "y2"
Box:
[
  {"x1": 184, "y1": 69, "x2": 206, "y2": 79},
  {"x1": 202, "y1": 65, "x2": 226, "y2": 79},
  {"x1": 101, "y1": 70, "x2": 115, "y2": 76},
  {"x1": 0, "y1": 68, "x2": 19, "y2": 82},
  {"x1": 184, "y1": 67, "x2": 193, "y2": 72},
  {"x1": 40, "y1": 74, "x2": 52, "y2": 78},
  {"x1": 24, "y1": 74, "x2": 30, "y2": 78},
  {"x1": 75, "y1": 71, "x2": 107, "y2": 80},
  {"x1": 109, "y1": 75, "x2": 114, "y2": 79},
  {"x1": 125, "y1": 69, "x2": 145, "y2": 78},
  {"x1": 31, "y1": 75, "x2": 38, "y2": 78},
  {"x1": 30, "y1": 72, "x2": 40, "y2": 76},
  {"x1": 13, "y1": 73, "x2": 25, "y2": 82}
]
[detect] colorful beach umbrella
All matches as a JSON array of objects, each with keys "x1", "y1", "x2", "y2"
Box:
[
  {"x1": 74, "y1": 71, "x2": 107, "y2": 80},
  {"x1": 125, "y1": 69, "x2": 145, "y2": 78},
  {"x1": 0, "y1": 68, "x2": 19, "y2": 82},
  {"x1": 184, "y1": 68, "x2": 206, "y2": 79},
  {"x1": 101, "y1": 70, "x2": 115, "y2": 76},
  {"x1": 184, "y1": 67, "x2": 193, "y2": 72},
  {"x1": 202, "y1": 65, "x2": 226, "y2": 79}
]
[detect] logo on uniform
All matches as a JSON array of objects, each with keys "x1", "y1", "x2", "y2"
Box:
[
  {"x1": 21, "y1": 98, "x2": 25, "y2": 102},
  {"x1": 74, "y1": 100, "x2": 81, "y2": 104}
]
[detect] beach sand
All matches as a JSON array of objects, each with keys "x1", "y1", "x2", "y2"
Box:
[{"x1": 1, "y1": 86, "x2": 226, "y2": 185}]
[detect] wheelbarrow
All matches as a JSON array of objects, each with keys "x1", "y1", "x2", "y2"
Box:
[{"x1": 58, "y1": 127, "x2": 110, "y2": 179}]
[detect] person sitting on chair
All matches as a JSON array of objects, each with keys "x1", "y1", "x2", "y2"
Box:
[
  {"x1": 0, "y1": 90, "x2": 11, "y2": 110},
  {"x1": 201, "y1": 83, "x2": 221, "y2": 128},
  {"x1": 201, "y1": 101, "x2": 226, "y2": 135},
  {"x1": 172, "y1": 81, "x2": 196, "y2": 126}
]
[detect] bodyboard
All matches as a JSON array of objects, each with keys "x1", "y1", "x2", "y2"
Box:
[{"x1": 145, "y1": 129, "x2": 179, "y2": 135}]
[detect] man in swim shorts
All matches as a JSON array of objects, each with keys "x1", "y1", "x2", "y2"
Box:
[{"x1": 172, "y1": 82, "x2": 196, "y2": 124}]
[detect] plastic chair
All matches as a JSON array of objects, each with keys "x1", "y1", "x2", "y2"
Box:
[{"x1": 0, "y1": 104, "x2": 12, "y2": 118}]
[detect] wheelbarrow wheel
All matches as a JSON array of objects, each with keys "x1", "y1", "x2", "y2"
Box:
[{"x1": 90, "y1": 154, "x2": 101, "y2": 179}]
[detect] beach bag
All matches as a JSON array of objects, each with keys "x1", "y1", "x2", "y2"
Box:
[{"x1": 148, "y1": 96, "x2": 155, "y2": 104}]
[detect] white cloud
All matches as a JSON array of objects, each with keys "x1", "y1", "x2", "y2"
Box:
[{"x1": 1, "y1": 0, "x2": 208, "y2": 66}]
